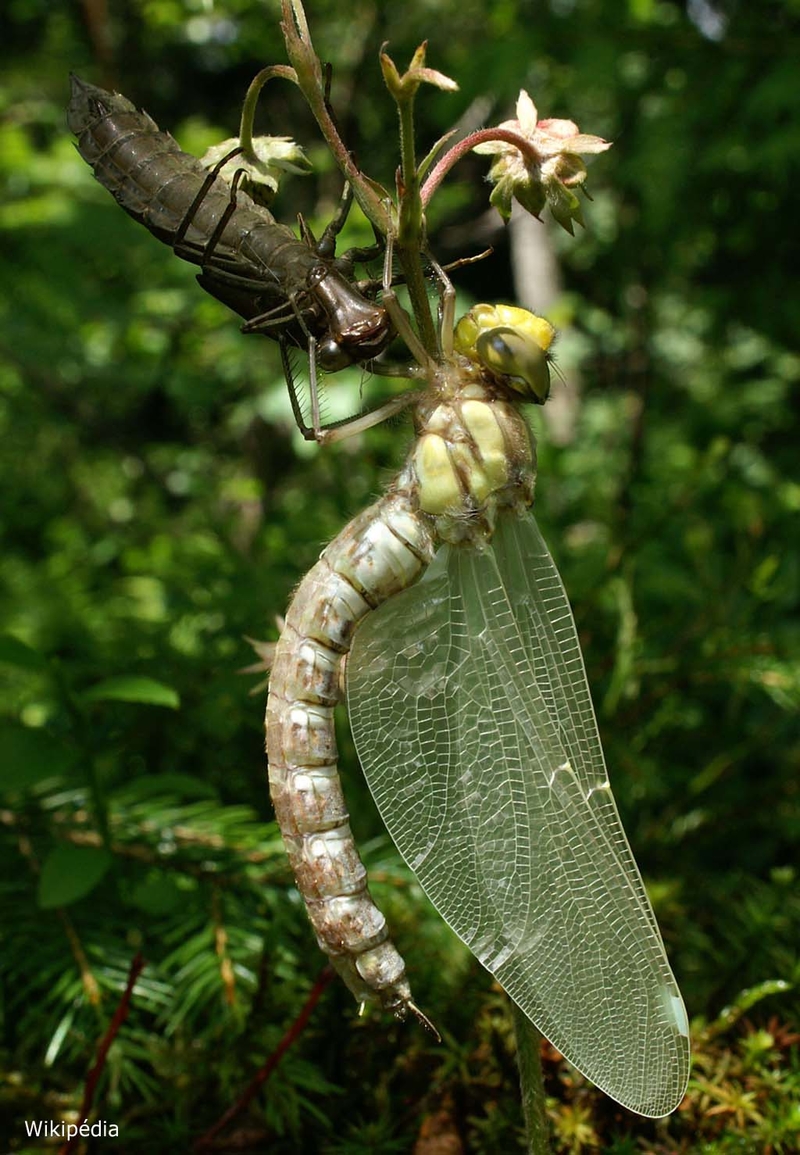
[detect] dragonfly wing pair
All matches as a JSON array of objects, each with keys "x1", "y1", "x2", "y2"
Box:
[{"x1": 347, "y1": 508, "x2": 690, "y2": 1118}]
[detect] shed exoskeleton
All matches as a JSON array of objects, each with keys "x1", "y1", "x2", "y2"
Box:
[{"x1": 67, "y1": 75, "x2": 392, "y2": 439}]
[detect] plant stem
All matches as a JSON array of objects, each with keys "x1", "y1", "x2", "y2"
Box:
[
  {"x1": 194, "y1": 967, "x2": 334, "y2": 1150},
  {"x1": 237, "y1": 65, "x2": 299, "y2": 155},
  {"x1": 61, "y1": 953, "x2": 144, "y2": 1155},
  {"x1": 511, "y1": 1001, "x2": 551, "y2": 1154},
  {"x1": 421, "y1": 127, "x2": 540, "y2": 207},
  {"x1": 280, "y1": 0, "x2": 390, "y2": 233},
  {"x1": 395, "y1": 91, "x2": 437, "y2": 355}
]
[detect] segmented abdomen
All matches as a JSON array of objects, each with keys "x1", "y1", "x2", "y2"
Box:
[
  {"x1": 67, "y1": 76, "x2": 316, "y2": 305},
  {"x1": 265, "y1": 494, "x2": 435, "y2": 1014},
  {"x1": 68, "y1": 76, "x2": 391, "y2": 365}
]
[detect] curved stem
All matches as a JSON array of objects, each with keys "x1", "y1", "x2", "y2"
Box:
[
  {"x1": 194, "y1": 967, "x2": 334, "y2": 1150},
  {"x1": 421, "y1": 127, "x2": 540, "y2": 207},
  {"x1": 238, "y1": 65, "x2": 299, "y2": 155},
  {"x1": 61, "y1": 954, "x2": 145, "y2": 1155}
]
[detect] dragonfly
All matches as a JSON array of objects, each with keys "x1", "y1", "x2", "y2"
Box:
[
  {"x1": 67, "y1": 75, "x2": 395, "y2": 441},
  {"x1": 67, "y1": 59, "x2": 689, "y2": 1118},
  {"x1": 264, "y1": 237, "x2": 691, "y2": 1118}
]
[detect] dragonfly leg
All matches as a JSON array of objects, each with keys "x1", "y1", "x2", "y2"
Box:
[
  {"x1": 280, "y1": 302, "x2": 337, "y2": 441},
  {"x1": 354, "y1": 248, "x2": 491, "y2": 300},
  {"x1": 315, "y1": 182, "x2": 353, "y2": 259},
  {"x1": 281, "y1": 331, "x2": 355, "y2": 443},
  {"x1": 200, "y1": 166, "x2": 245, "y2": 266},
  {"x1": 280, "y1": 337, "x2": 320, "y2": 440},
  {"x1": 172, "y1": 144, "x2": 244, "y2": 254},
  {"x1": 314, "y1": 391, "x2": 419, "y2": 445},
  {"x1": 302, "y1": 195, "x2": 384, "y2": 273},
  {"x1": 381, "y1": 231, "x2": 435, "y2": 370},
  {"x1": 307, "y1": 335, "x2": 324, "y2": 435},
  {"x1": 313, "y1": 183, "x2": 386, "y2": 278},
  {"x1": 442, "y1": 247, "x2": 493, "y2": 274},
  {"x1": 336, "y1": 236, "x2": 385, "y2": 277},
  {"x1": 297, "y1": 212, "x2": 317, "y2": 250},
  {"x1": 281, "y1": 334, "x2": 419, "y2": 444},
  {"x1": 427, "y1": 252, "x2": 457, "y2": 358},
  {"x1": 239, "y1": 299, "x2": 298, "y2": 333}
]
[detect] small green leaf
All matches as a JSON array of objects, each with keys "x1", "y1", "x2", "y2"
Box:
[
  {"x1": 37, "y1": 845, "x2": 113, "y2": 908},
  {"x1": 131, "y1": 872, "x2": 191, "y2": 916},
  {"x1": 489, "y1": 178, "x2": 514, "y2": 222},
  {"x1": 81, "y1": 676, "x2": 180, "y2": 709},
  {"x1": 44, "y1": 1006, "x2": 77, "y2": 1067},
  {"x1": 379, "y1": 48, "x2": 403, "y2": 97},
  {"x1": 1, "y1": 724, "x2": 77, "y2": 791},
  {"x1": 380, "y1": 42, "x2": 457, "y2": 101},
  {"x1": 0, "y1": 635, "x2": 47, "y2": 671},
  {"x1": 411, "y1": 66, "x2": 459, "y2": 93},
  {"x1": 418, "y1": 128, "x2": 457, "y2": 180}
]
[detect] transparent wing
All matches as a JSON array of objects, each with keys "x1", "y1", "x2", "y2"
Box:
[{"x1": 347, "y1": 509, "x2": 690, "y2": 1118}]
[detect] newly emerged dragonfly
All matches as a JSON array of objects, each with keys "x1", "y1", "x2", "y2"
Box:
[
  {"x1": 265, "y1": 240, "x2": 690, "y2": 1117},
  {"x1": 69, "y1": 28, "x2": 689, "y2": 1118},
  {"x1": 67, "y1": 76, "x2": 393, "y2": 439}
]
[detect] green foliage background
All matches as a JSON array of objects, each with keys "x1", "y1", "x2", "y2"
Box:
[{"x1": 1, "y1": 1, "x2": 798, "y2": 1152}]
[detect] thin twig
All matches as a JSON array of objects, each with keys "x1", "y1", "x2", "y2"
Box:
[
  {"x1": 194, "y1": 966, "x2": 334, "y2": 1150},
  {"x1": 237, "y1": 65, "x2": 298, "y2": 153},
  {"x1": 56, "y1": 909, "x2": 102, "y2": 1007},
  {"x1": 60, "y1": 953, "x2": 145, "y2": 1155}
]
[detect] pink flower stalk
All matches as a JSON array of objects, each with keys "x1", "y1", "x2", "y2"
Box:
[{"x1": 474, "y1": 90, "x2": 611, "y2": 233}]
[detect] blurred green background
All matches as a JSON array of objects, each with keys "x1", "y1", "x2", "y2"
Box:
[{"x1": 1, "y1": 1, "x2": 798, "y2": 1152}]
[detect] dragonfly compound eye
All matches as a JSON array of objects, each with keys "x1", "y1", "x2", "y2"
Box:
[
  {"x1": 454, "y1": 303, "x2": 555, "y2": 404},
  {"x1": 475, "y1": 328, "x2": 551, "y2": 404}
]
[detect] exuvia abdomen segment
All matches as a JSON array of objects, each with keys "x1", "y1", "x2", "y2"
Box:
[
  {"x1": 67, "y1": 76, "x2": 391, "y2": 367},
  {"x1": 67, "y1": 75, "x2": 316, "y2": 279}
]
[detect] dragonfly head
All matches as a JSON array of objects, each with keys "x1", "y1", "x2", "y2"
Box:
[{"x1": 454, "y1": 304, "x2": 555, "y2": 404}]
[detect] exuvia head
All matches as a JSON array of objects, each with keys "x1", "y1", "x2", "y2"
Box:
[
  {"x1": 309, "y1": 264, "x2": 392, "y2": 369},
  {"x1": 454, "y1": 303, "x2": 556, "y2": 404}
]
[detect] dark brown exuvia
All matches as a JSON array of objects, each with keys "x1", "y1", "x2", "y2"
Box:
[{"x1": 67, "y1": 75, "x2": 391, "y2": 371}]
